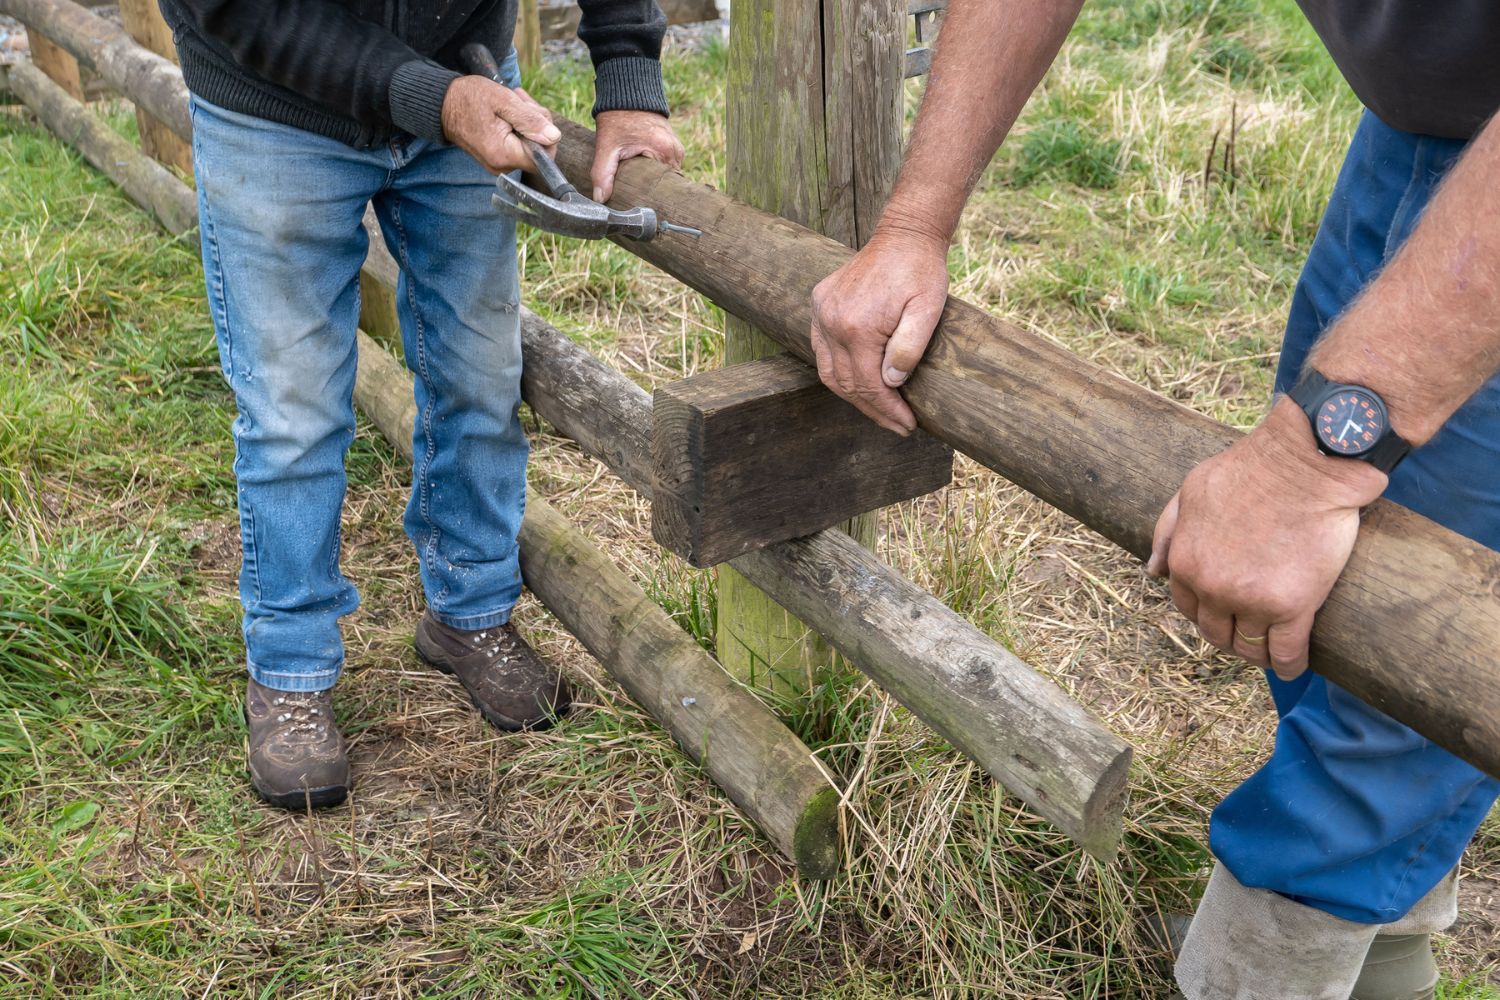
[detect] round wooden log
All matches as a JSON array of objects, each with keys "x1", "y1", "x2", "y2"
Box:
[
  {"x1": 0, "y1": 0, "x2": 192, "y2": 140},
  {"x1": 6, "y1": 61, "x2": 197, "y2": 235},
  {"x1": 544, "y1": 119, "x2": 1500, "y2": 781},
  {"x1": 518, "y1": 316, "x2": 1132, "y2": 859},
  {"x1": 352, "y1": 331, "x2": 844, "y2": 879},
  {"x1": 19, "y1": 86, "x2": 849, "y2": 877},
  {"x1": 17, "y1": 31, "x2": 1131, "y2": 854}
]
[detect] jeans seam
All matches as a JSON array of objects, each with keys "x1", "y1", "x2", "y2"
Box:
[
  {"x1": 248, "y1": 659, "x2": 342, "y2": 685},
  {"x1": 429, "y1": 606, "x2": 515, "y2": 630},
  {"x1": 194, "y1": 132, "x2": 262, "y2": 610},
  {"x1": 391, "y1": 199, "x2": 447, "y2": 604}
]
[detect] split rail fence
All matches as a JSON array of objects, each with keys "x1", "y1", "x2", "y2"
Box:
[{"x1": 4, "y1": 0, "x2": 1499, "y2": 882}]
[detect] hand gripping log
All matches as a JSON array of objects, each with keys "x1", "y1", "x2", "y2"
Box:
[{"x1": 541, "y1": 120, "x2": 1500, "y2": 781}]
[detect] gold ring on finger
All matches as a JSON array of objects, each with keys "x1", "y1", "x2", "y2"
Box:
[{"x1": 1235, "y1": 628, "x2": 1268, "y2": 645}]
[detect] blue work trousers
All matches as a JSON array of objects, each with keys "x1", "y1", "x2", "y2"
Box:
[
  {"x1": 1210, "y1": 111, "x2": 1500, "y2": 924},
  {"x1": 191, "y1": 51, "x2": 528, "y2": 693}
]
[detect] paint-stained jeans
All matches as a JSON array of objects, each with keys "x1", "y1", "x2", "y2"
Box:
[
  {"x1": 1210, "y1": 111, "x2": 1500, "y2": 925},
  {"x1": 190, "y1": 51, "x2": 526, "y2": 693}
]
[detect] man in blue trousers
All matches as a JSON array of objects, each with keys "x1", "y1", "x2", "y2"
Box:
[
  {"x1": 810, "y1": 1, "x2": 1500, "y2": 997},
  {"x1": 160, "y1": 0, "x2": 685, "y2": 808}
]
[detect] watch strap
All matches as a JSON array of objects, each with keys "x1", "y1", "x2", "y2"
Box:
[
  {"x1": 1365, "y1": 426, "x2": 1411, "y2": 473},
  {"x1": 1287, "y1": 368, "x2": 1331, "y2": 413},
  {"x1": 1288, "y1": 368, "x2": 1410, "y2": 474}
]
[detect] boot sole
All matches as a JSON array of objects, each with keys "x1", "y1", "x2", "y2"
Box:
[
  {"x1": 414, "y1": 627, "x2": 561, "y2": 733},
  {"x1": 250, "y1": 778, "x2": 349, "y2": 811}
]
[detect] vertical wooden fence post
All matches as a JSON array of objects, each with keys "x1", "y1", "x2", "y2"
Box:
[
  {"x1": 117, "y1": 0, "x2": 192, "y2": 175},
  {"x1": 515, "y1": 0, "x2": 541, "y2": 73},
  {"x1": 28, "y1": 30, "x2": 83, "y2": 99},
  {"x1": 718, "y1": 0, "x2": 906, "y2": 701}
]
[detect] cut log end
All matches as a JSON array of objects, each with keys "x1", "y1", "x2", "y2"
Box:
[
  {"x1": 792, "y1": 786, "x2": 843, "y2": 881},
  {"x1": 1078, "y1": 744, "x2": 1133, "y2": 862}
]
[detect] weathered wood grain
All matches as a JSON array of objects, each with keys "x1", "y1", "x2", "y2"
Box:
[
  {"x1": 117, "y1": 0, "x2": 192, "y2": 176},
  {"x1": 1, "y1": 0, "x2": 193, "y2": 141},
  {"x1": 653, "y1": 354, "x2": 952, "y2": 567},
  {"x1": 545, "y1": 118, "x2": 1500, "y2": 780},
  {"x1": 518, "y1": 317, "x2": 1131, "y2": 859},
  {"x1": 28, "y1": 28, "x2": 83, "y2": 99},
  {"x1": 353, "y1": 332, "x2": 846, "y2": 879},
  {"x1": 718, "y1": 0, "x2": 906, "y2": 697},
  {"x1": 7, "y1": 61, "x2": 196, "y2": 235},
  {"x1": 515, "y1": 0, "x2": 540, "y2": 70}
]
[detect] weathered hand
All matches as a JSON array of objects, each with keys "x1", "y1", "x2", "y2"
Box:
[
  {"x1": 592, "y1": 111, "x2": 685, "y2": 202},
  {"x1": 1147, "y1": 398, "x2": 1387, "y2": 680},
  {"x1": 441, "y1": 76, "x2": 561, "y2": 173},
  {"x1": 809, "y1": 231, "x2": 949, "y2": 435}
]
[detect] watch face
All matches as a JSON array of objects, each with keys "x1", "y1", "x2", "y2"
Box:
[{"x1": 1315, "y1": 389, "x2": 1386, "y2": 456}]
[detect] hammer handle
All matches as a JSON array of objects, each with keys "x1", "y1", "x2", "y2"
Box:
[{"x1": 458, "y1": 43, "x2": 578, "y2": 199}]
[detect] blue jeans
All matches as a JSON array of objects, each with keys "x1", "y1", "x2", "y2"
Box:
[
  {"x1": 191, "y1": 52, "x2": 527, "y2": 693},
  {"x1": 1210, "y1": 112, "x2": 1500, "y2": 925}
]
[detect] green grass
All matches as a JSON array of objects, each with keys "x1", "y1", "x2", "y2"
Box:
[{"x1": 2, "y1": 3, "x2": 1497, "y2": 996}]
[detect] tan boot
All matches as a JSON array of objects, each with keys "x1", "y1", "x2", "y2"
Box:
[
  {"x1": 414, "y1": 612, "x2": 572, "y2": 731},
  {"x1": 245, "y1": 678, "x2": 349, "y2": 809},
  {"x1": 1351, "y1": 934, "x2": 1438, "y2": 1000}
]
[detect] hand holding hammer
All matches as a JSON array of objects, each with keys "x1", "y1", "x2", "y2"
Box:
[{"x1": 441, "y1": 45, "x2": 560, "y2": 174}]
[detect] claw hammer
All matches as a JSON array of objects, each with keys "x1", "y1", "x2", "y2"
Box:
[{"x1": 458, "y1": 44, "x2": 702, "y2": 241}]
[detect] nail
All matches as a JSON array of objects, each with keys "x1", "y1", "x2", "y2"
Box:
[
  {"x1": 543, "y1": 124, "x2": 561, "y2": 142},
  {"x1": 883, "y1": 366, "x2": 909, "y2": 387},
  {"x1": 592, "y1": 186, "x2": 604, "y2": 202}
]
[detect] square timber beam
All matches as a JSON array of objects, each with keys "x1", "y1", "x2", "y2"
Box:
[{"x1": 652, "y1": 354, "x2": 953, "y2": 567}]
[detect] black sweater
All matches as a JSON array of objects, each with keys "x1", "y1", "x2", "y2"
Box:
[{"x1": 158, "y1": 0, "x2": 669, "y2": 149}]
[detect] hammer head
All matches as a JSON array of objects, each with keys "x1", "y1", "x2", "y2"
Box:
[{"x1": 492, "y1": 173, "x2": 659, "y2": 240}]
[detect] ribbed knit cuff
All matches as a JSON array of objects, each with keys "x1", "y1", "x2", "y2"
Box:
[
  {"x1": 591, "y1": 57, "x2": 669, "y2": 118},
  {"x1": 390, "y1": 60, "x2": 462, "y2": 142}
]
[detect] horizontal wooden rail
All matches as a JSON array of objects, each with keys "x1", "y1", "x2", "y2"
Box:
[
  {"x1": 354, "y1": 334, "x2": 845, "y2": 879},
  {"x1": 542, "y1": 120, "x2": 1500, "y2": 779},
  {"x1": 6, "y1": 0, "x2": 1137, "y2": 855},
  {"x1": 4, "y1": 63, "x2": 846, "y2": 878},
  {"x1": 2, "y1": 0, "x2": 191, "y2": 138},
  {"x1": 516, "y1": 315, "x2": 1130, "y2": 858},
  {"x1": 4, "y1": 61, "x2": 194, "y2": 232}
]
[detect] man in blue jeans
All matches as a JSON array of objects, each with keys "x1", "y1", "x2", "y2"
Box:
[
  {"x1": 809, "y1": 0, "x2": 1500, "y2": 996},
  {"x1": 161, "y1": 0, "x2": 685, "y2": 809}
]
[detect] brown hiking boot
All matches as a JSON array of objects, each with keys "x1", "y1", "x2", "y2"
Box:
[
  {"x1": 245, "y1": 678, "x2": 350, "y2": 809},
  {"x1": 414, "y1": 612, "x2": 572, "y2": 731}
]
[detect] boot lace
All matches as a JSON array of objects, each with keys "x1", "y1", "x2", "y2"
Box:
[
  {"x1": 470, "y1": 627, "x2": 519, "y2": 665},
  {"x1": 268, "y1": 691, "x2": 333, "y2": 745}
]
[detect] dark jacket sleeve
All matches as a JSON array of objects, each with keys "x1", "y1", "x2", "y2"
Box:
[
  {"x1": 175, "y1": 0, "x2": 459, "y2": 141},
  {"x1": 577, "y1": 0, "x2": 670, "y2": 117}
]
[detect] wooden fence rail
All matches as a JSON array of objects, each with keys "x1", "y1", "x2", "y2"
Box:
[
  {"x1": 10, "y1": 0, "x2": 1500, "y2": 826},
  {"x1": 3, "y1": 0, "x2": 1135, "y2": 857},
  {"x1": 541, "y1": 120, "x2": 1500, "y2": 781},
  {"x1": 0, "y1": 58, "x2": 848, "y2": 879}
]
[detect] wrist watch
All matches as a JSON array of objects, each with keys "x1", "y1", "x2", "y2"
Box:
[{"x1": 1288, "y1": 368, "x2": 1410, "y2": 473}]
